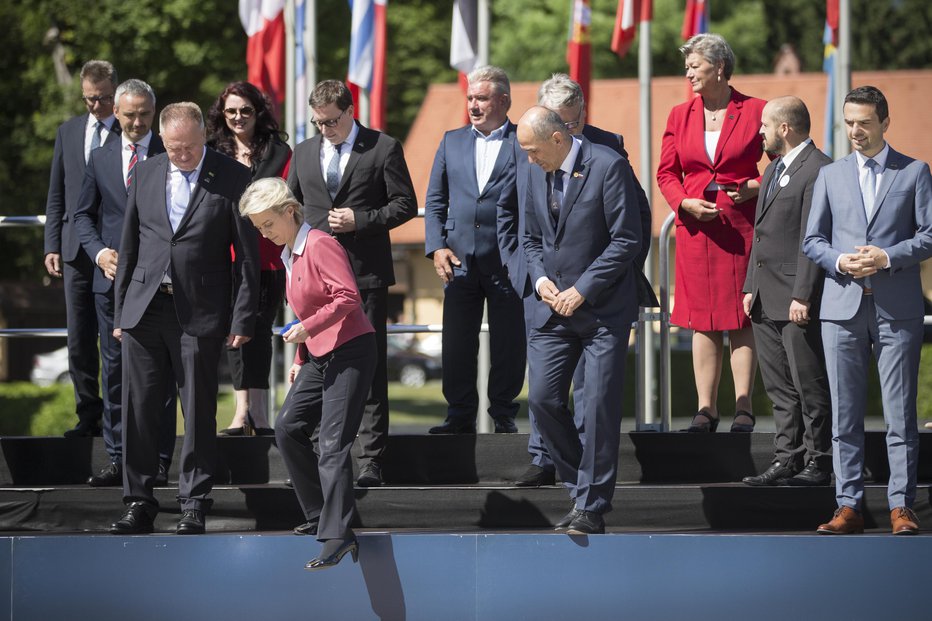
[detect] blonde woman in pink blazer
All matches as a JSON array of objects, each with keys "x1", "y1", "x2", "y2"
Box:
[{"x1": 239, "y1": 177, "x2": 375, "y2": 571}]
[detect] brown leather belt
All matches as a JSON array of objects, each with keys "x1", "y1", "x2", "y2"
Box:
[
  {"x1": 863, "y1": 286, "x2": 873, "y2": 296},
  {"x1": 158, "y1": 283, "x2": 174, "y2": 295}
]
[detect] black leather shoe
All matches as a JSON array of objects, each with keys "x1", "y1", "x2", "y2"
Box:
[
  {"x1": 109, "y1": 501, "x2": 155, "y2": 535},
  {"x1": 493, "y1": 418, "x2": 518, "y2": 433},
  {"x1": 428, "y1": 418, "x2": 476, "y2": 434},
  {"x1": 305, "y1": 536, "x2": 359, "y2": 571},
  {"x1": 176, "y1": 509, "x2": 205, "y2": 535},
  {"x1": 779, "y1": 460, "x2": 831, "y2": 486},
  {"x1": 293, "y1": 519, "x2": 319, "y2": 536},
  {"x1": 554, "y1": 507, "x2": 579, "y2": 530},
  {"x1": 356, "y1": 461, "x2": 383, "y2": 487},
  {"x1": 153, "y1": 462, "x2": 169, "y2": 487},
  {"x1": 88, "y1": 461, "x2": 122, "y2": 487},
  {"x1": 742, "y1": 461, "x2": 795, "y2": 487},
  {"x1": 284, "y1": 479, "x2": 294, "y2": 488},
  {"x1": 515, "y1": 464, "x2": 556, "y2": 487},
  {"x1": 64, "y1": 420, "x2": 101, "y2": 438},
  {"x1": 566, "y1": 510, "x2": 605, "y2": 535}
]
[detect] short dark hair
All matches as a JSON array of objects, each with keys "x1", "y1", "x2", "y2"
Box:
[
  {"x1": 309, "y1": 80, "x2": 353, "y2": 111},
  {"x1": 845, "y1": 85, "x2": 888, "y2": 122},
  {"x1": 80, "y1": 60, "x2": 118, "y2": 87}
]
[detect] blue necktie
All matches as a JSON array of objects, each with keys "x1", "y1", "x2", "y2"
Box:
[
  {"x1": 862, "y1": 158, "x2": 878, "y2": 218},
  {"x1": 766, "y1": 159, "x2": 785, "y2": 202},
  {"x1": 326, "y1": 142, "x2": 343, "y2": 199},
  {"x1": 87, "y1": 121, "x2": 104, "y2": 163},
  {"x1": 169, "y1": 170, "x2": 194, "y2": 232},
  {"x1": 549, "y1": 169, "x2": 565, "y2": 221}
]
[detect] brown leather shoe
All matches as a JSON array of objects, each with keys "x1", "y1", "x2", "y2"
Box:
[
  {"x1": 816, "y1": 506, "x2": 864, "y2": 535},
  {"x1": 890, "y1": 507, "x2": 919, "y2": 535}
]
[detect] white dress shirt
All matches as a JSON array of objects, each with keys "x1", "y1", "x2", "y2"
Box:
[
  {"x1": 319, "y1": 122, "x2": 360, "y2": 181},
  {"x1": 84, "y1": 115, "x2": 117, "y2": 162},
  {"x1": 473, "y1": 121, "x2": 508, "y2": 193}
]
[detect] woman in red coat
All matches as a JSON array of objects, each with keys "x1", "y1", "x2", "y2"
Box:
[
  {"x1": 239, "y1": 177, "x2": 375, "y2": 570},
  {"x1": 657, "y1": 33, "x2": 767, "y2": 433}
]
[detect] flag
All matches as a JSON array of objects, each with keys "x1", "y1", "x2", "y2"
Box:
[
  {"x1": 681, "y1": 0, "x2": 708, "y2": 41},
  {"x1": 347, "y1": 0, "x2": 388, "y2": 129},
  {"x1": 294, "y1": 0, "x2": 309, "y2": 143},
  {"x1": 822, "y1": 0, "x2": 839, "y2": 157},
  {"x1": 612, "y1": 0, "x2": 652, "y2": 59},
  {"x1": 451, "y1": 0, "x2": 479, "y2": 73},
  {"x1": 370, "y1": 0, "x2": 387, "y2": 130},
  {"x1": 239, "y1": 0, "x2": 287, "y2": 114},
  {"x1": 567, "y1": 0, "x2": 592, "y2": 113}
]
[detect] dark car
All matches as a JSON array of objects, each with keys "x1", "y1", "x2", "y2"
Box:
[{"x1": 387, "y1": 338, "x2": 442, "y2": 387}]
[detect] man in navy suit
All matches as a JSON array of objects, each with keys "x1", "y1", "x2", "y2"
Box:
[
  {"x1": 804, "y1": 86, "x2": 932, "y2": 536},
  {"x1": 517, "y1": 106, "x2": 641, "y2": 534},
  {"x1": 502, "y1": 73, "x2": 656, "y2": 487},
  {"x1": 72, "y1": 79, "x2": 177, "y2": 488},
  {"x1": 424, "y1": 66, "x2": 525, "y2": 434},
  {"x1": 109, "y1": 103, "x2": 257, "y2": 535},
  {"x1": 44, "y1": 60, "x2": 121, "y2": 438}
]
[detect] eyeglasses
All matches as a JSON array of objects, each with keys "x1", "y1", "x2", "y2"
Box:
[
  {"x1": 224, "y1": 105, "x2": 255, "y2": 119},
  {"x1": 563, "y1": 108, "x2": 584, "y2": 131},
  {"x1": 313, "y1": 109, "x2": 347, "y2": 129},
  {"x1": 82, "y1": 95, "x2": 114, "y2": 105}
]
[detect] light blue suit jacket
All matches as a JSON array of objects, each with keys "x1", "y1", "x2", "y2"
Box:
[{"x1": 803, "y1": 146, "x2": 932, "y2": 321}]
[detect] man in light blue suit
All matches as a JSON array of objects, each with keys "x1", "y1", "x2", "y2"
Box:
[
  {"x1": 804, "y1": 86, "x2": 932, "y2": 536},
  {"x1": 517, "y1": 106, "x2": 641, "y2": 534},
  {"x1": 424, "y1": 66, "x2": 526, "y2": 435}
]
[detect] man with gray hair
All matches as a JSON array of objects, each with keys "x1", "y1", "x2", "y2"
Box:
[
  {"x1": 516, "y1": 105, "x2": 641, "y2": 534},
  {"x1": 109, "y1": 102, "x2": 258, "y2": 535},
  {"x1": 44, "y1": 60, "x2": 121, "y2": 439},
  {"x1": 425, "y1": 65, "x2": 526, "y2": 435},
  {"x1": 72, "y1": 79, "x2": 177, "y2": 488}
]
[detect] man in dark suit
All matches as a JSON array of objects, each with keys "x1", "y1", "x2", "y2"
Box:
[
  {"x1": 424, "y1": 65, "x2": 526, "y2": 435},
  {"x1": 805, "y1": 86, "x2": 932, "y2": 536},
  {"x1": 741, "y1": 96, "x2": 833, "y2": 488},
  {"x1": 517, "y1": 106, "x2": 642, "y2": 535},
  {"x1": 504, "y1": 73, "x2": 657, "y2": 488},
  {"x1": 109, "y1": 102, "x2": 257, "y2": 535},
  {"x1": 44, "y1": 60, "x2": 121, "y2": 438},
  {"x1": 72, "y1": 79, "x2": 177, "y2": 488},
  {"x1": 287, "y1": 80, "x2": 416, "y2": 487}
]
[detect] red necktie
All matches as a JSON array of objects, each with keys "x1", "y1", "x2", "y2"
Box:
[{"x1": 126, "y1": 143, "x2": 138, "y2": 189}]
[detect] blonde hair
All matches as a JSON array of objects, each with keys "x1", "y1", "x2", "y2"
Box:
[{"x1": 239, "y1": 177, "x2": 304, "y2": 225}]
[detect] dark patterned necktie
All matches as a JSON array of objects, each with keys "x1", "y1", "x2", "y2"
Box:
[
  {"x1": 326, "y1": 142, "x2": 343, "y2": 199},
  {"x1": 549, "y1": 169, "x2": 565, "y2": 221},
  {"x1": 126, "y1": 143, "x2": 138, "y2": 189},
  {"x1": 766, "y1": 159, "x2": 785, "y2": 202}
]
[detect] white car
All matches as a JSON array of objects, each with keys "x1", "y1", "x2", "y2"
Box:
[{"x1": 30, "y1": 346, "x2": 71, "y2": 386}]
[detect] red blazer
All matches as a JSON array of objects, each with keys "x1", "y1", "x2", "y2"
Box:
[
  {"x1": 286, "y1": 226, "x2": 374, "y2": 360},
  {"x1": 657, "y1": 88, "x2": 767, "y2": 224}
]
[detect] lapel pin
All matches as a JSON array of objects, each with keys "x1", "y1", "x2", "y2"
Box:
[
  {"x1": 728, "y1": 114, "x2": 734, "y2": 120},
  {"x1": 572, "y1": 171, "x2": 584, "y2": 178},
  {"x1": 779, "y1": 175, "x2": 790, "y2": 187}
]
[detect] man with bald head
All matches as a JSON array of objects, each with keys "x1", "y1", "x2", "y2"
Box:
[
  {"x1": 515, "y1": 106, "x2": 641, "y2": 534},
  {"x1": 741, "y1": 96, "x2": 833, "y2": 488}
]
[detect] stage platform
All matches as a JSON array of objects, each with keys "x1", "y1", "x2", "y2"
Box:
[{"x1": 0, "y1": 531, "x2": 927, "y2": 620}]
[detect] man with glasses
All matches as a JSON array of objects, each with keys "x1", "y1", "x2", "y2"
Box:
[
  {"x1": 287, "y1": 80, "x2": 417, "y2": 488},
  {"x1": 44, "y1": 60, "x2": 121, "y2": 438}
]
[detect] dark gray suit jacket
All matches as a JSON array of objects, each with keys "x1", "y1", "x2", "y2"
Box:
[{"x1": 744, "y1": 141, "x2": 832, "y2": 319}]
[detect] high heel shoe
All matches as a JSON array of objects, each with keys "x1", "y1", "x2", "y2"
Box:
[
  {"x1": 305, "y1": 537, "x2": 359, "y2": 571},
  {"x1": 687, "y1": 410, "x2": 719, "y2": 432},
  {"x1": 730, "y1": 410, "x2": 756, "y2": 433},
  {"x1": 218, "y1": 423, "x2": 254, "y2": 436}
]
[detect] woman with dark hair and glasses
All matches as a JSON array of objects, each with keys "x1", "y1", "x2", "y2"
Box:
[{"x1": 206, "y1": 81, "x2": 292, "y2": 436}]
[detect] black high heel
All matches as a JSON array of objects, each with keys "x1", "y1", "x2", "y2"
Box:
[
  {"x1": 305, "y1": 537, "x2": 359, "y2": 571},
  {"x1": 687, "y1": 410, "x2": 719, "y2": 432},
  {"x1": 730, "y1": 410, "x2": 756, "y2": 433}
]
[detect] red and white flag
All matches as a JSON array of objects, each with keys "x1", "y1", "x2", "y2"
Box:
[
  {"x1": 611, "y1": 0, "x2": 651, "y2": 59},
  {"x1": 239, "y1": 0, "x2": 286, "y2": 112},
  {"x1": 566, "y1": 0, "x2": 592, "y2": 113}
]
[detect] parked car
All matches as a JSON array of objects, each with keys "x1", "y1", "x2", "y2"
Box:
[
  {"x1": 386, "y1": 337, "x2": 441, "y2": 388},
  {"x1": 30, "y1": 347, "x2": 71, "y2": 386}
]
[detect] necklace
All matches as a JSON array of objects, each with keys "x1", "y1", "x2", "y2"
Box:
[{"x1": 706, "y1": 90, "x2": 731, "y2": 122}]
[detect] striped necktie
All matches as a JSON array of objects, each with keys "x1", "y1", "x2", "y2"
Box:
[{"x1": 126, "y1": 143, "x2": 138, "y2": 189}]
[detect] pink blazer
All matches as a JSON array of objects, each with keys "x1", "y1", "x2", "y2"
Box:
[{"x1": 286, "y1": 228, "x2": 374, "y2": 360}]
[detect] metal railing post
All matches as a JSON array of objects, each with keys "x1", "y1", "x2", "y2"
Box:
[{"x1": 658, "y1": 212, "x2": 676, "y2": 432}]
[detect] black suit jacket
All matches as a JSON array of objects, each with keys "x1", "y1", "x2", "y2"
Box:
[
  {"x1": 744, "y1": 141, "x2": 832, "y2": 319},
  {"x1": 44, "y1": 113, "x2": 121, "y2": 261},
  {"x1": 73, "y1": 135, "x2": 165, "y2": 293},
  {"x1": 287, "y1": 123, "x2": 417, "y2": 289},
  {"x1": 114, "y1": 148, "x2": 258, "y2": 338}
]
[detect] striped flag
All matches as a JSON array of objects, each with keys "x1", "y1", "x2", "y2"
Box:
[
  {"x1": 612, "y1": 0, "x2": 651, "y2": 59},
  {"x1": 681, "y1": 0, "x2": 708, "y2": 41},
  {"x1": 450, "y1": 0, "x2": 479, "y2": 73},
  {"x1": 239, "y1": 0, "x2": 287, "y2": 115},
  {"x1": 347, "y1": 0, "x2": 388, "y2": 129},
  {"x1": 822, "y1": 0, "x2": 839, "y2": 158},
  {"x1": 566, "y1": 0, "x2": 592, "y2": 113}
]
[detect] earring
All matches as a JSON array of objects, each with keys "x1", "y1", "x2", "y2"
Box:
[{"x1": 717, "y1": 74, "x2": 721, "y2": 82}]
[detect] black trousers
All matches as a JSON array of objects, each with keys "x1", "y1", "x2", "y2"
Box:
[
  {"x1": 63, "y1": 251, "x2": 103, "y2": 425},
  {"x1": 275, "y1": 333, "x2": 376, "y2": 540}
]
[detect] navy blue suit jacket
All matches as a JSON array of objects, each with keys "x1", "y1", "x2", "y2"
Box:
[
  {"x1": 424, "y1": 121, "x2": 518, "y2": 276},
  {"x1": 44, "y1": 114, "x2": 121, "y2": 261},
  {"x1": 522, "y1": 137, "x2": 642, "y2": 331},
  {"x1": 73, "y1": 135, "x2": 165, "y2": 293}
]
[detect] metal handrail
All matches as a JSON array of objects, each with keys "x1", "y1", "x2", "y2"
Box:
[{"x1": 658, "y1": 212, "x2": 676, "y2": 432}]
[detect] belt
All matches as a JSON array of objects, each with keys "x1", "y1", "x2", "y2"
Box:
[
  {"x1": 863, "y1": 286, "x2": 873, "y2": 296},
  {"x1": 158, "y1": 283, "x2": 174, "y2": 295}
]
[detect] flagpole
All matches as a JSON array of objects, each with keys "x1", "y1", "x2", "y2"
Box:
[
  {"x1": 285, "y1": 0, "x2": 296, "y2": 147},
  {"x1": 306, "y1": 0, "x2": 317, "y2": 137},
  {"x1": 833, "y1": 0, "x2": 851, "y2": 158},
  {"x1": 477, "y1": 0, "x2": 489, "y2": 66},
  {"x1": 476, "y1": 0, "x2": 490, "y2": 434}
]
